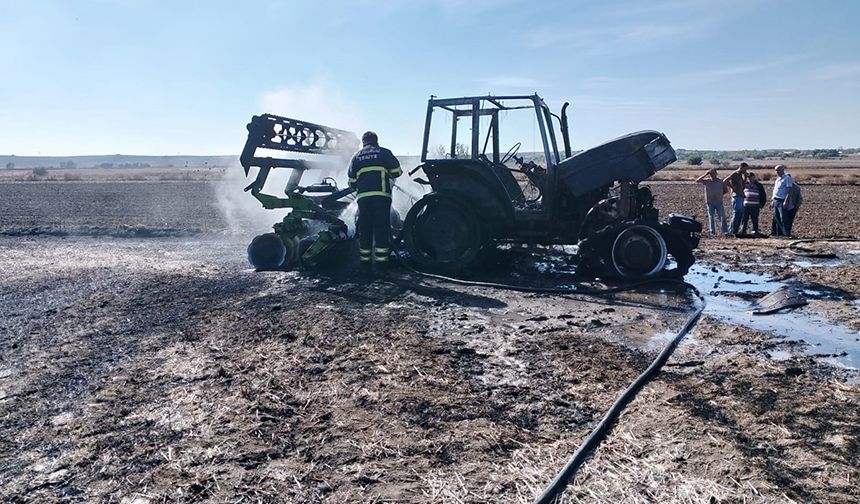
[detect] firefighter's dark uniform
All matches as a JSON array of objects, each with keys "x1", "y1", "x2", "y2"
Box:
[{"x1": 347, "y1": 142, "x2": 402, "y2": 268}]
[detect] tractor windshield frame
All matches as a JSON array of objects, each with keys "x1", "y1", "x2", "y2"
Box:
[{"x1": 420, "y1": 94, "x2": 561, "y2": 167}]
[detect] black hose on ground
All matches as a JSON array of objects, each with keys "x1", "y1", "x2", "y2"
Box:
[
  {"x1": 401, "y1": 264, "x2": 706, "y2": 504},
  {"x1": 531, "y1": 284, "x2": 704, "y2": 504},
  {"x1": 403, "y1": 264, "x2": 692, "y2": 297}
]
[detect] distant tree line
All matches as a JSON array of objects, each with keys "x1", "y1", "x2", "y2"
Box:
[
  {"x1": 677, "y1": 148, "x2": 854, "y2": 162},
  {"x1": 98, "y1": 162, "x2": 152, "y2": 168},
  {"x1": 433, "y1": 143, "x2": 470, "y2": 159},
  {"x1": 810, "y1": 149, "x2": 841, "y2": 159}
]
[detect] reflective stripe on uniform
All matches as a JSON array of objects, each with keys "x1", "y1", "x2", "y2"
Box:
[
  {"x1": 356, "y1": 166, "x2": 386, "y2": 177},
  {"x1": 374, "y1": 247, "x2": 389, "y2": 261},
  {"x1": 354, "y1": 166, "x2": 391, "y2": 196},
  {"x1": 359, "y1": 248, "x2": 372, "y2": 255},
  {"x1": 389, "y1": 166, "x2": 402, "y2": 176},
  {"x1": 356, "y1": 191, "x2": 392, "y2": 199}
]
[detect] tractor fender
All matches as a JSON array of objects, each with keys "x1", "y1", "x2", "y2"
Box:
[
  {"x1": 657, "y1": 223, "x2": 696, "y2": 278},
  {"x1": 419, "y1": 160, "x2": 517, "y2": 223}
]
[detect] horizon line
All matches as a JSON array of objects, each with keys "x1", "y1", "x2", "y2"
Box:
[{"x1": 2, "y1": 147, "x2": 859, "y2": 158}]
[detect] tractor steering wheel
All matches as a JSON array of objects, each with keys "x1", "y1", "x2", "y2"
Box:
[{"x1": 500, "y1": 142, "x2": 522, "y2": 165}]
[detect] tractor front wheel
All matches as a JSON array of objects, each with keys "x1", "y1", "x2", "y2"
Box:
[
  {"x1": 610, "y1": 224, "x2": 668, "y2": 278},
  {"x1": 247, "y1": 233, "x2": 288, "y2": 270},
  {"x1": 577, "y1": 223, "x2": 670, "y2": 280}
]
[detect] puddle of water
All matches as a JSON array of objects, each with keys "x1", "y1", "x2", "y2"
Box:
[
  {"x1": 768, "y1": 349, "x2": 793, "y2": 361},
  {"x1": 487, "y1": 309, "x2": 532, "y2": 329},
  {"x1": 688, "y1": 265, "x2": 782, "y2": 294},
  {"x1": 533, "y1": 260, "x2": 577, "y2": 275},
  {"x1": 757, "y1": 257, "x2": 847, "y2": 269},
  {"x1": 531, "y1": 253, "x2": 578, "y2": 275},
  {"x1": 687, "y1": 264, "x2": 860, "y2": 371},
  {"x1": 792, "y1": 258, "x2": 843, "y2": 269},
  {"x1": 647, "y1": 329, "x2": 699, "y2": 351}
]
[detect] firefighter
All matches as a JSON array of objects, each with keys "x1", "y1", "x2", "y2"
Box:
[{"x1": 347, "y1": 131, "x2": 402, "y2": 274}]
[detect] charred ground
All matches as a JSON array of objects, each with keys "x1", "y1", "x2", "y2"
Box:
[{"x1": 1, "y1": 179, "x2": 858, "y2": 503}]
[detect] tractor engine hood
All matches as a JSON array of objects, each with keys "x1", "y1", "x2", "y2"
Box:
[{"x1": 556, "y1": 131, "x2": 676, "y2": 196}]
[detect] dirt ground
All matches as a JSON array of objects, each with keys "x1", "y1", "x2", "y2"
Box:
[
  {"x1": 1, "y1": 179, "x2": 859, "y2": 503},
  {"x1": 650, "y1": 182, "x2": 860, "y2": 240}
]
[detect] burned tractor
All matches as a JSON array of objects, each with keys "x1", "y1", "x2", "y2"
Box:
[
  {"x1": 239, "y1": 94, "x2": 701, "y2": 279},
  {"x1": 402, "y1": 94, "x2": 701, "y2": 279}
]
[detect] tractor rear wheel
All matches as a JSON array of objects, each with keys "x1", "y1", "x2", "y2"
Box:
[{"x1": 402, "y1": 194, "x2": 483, "y2": 273}]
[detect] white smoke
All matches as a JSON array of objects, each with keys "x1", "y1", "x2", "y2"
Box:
[
  {"x1": 259, "y1": 81, "x2": 365, "y2": 191},
  {"x1": 214, "y1": 82, "x2": 365, "y2": 238},
  {"x1": 259, "y1": 81, "x2": 364, "y2": 135},
  {"x1": 215, "y1": 81, "x2": 428, "y2": 241},
  {"x1": 214, "y1": 162, "x2": 290, "y2": 237}
]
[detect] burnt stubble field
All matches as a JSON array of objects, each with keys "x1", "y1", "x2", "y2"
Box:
[{"x1": 1, "y1": 176, "x2": 859, "y2": 503}]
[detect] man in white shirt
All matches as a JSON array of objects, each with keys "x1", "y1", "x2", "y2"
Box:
[{"x1": 770, "y1": 164, "x2": 794, "y2": 237}]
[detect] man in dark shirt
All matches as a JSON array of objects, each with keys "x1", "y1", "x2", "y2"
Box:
[
  {"x1": 347, "y1": 131, "x2": 402, "y2": 275},
  {"x1": 723, "y1": 162, "x2": 748, "y2": 236}
]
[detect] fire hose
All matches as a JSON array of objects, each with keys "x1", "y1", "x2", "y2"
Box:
[{"x1": 402, "y1": 264, "x2": 706, "y2": 503}]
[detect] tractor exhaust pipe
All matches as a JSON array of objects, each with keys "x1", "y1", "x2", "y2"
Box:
[{"x1": 560, "y1": 102, "x2": 572, "y2": 159}]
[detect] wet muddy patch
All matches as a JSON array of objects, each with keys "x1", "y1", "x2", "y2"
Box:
[{"x1": 688, "y1": 264, "x2": 860, "y2": 379}]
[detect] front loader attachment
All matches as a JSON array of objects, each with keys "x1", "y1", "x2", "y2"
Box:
[
  {"x1": 239, "y1": 114, "x2": 360, "y2": 270},
  {"x1": 240, "y1": 114, "x2": 359, "y2": 192},
  {"x1": 240, "y1": 114, "x2": 359, "y2": 174}
]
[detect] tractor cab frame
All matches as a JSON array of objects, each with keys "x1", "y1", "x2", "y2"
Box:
[{"x1": 418, "y1": 95, "x2": 569, "y2": 223}]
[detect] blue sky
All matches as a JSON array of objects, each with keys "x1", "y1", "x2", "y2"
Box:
[{"x1": 0, "y1": 0, "x2": 858, "y2": 156}]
